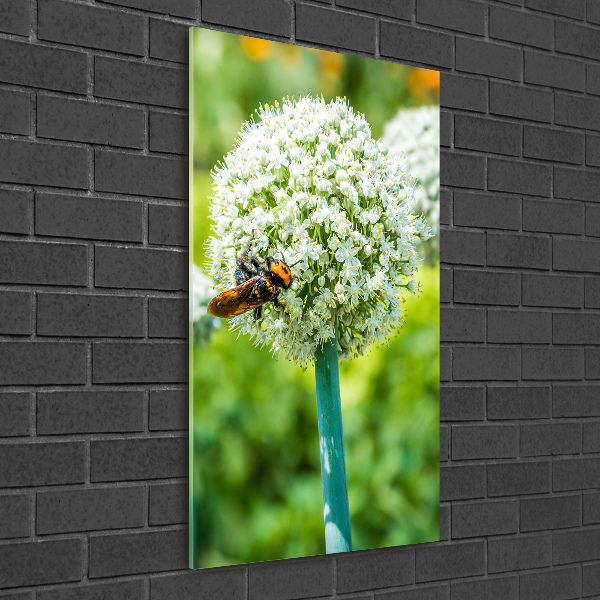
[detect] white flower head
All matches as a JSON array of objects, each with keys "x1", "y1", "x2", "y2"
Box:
[{"x1": 207, "y1": 96, "x2": 430, "y2": 366}]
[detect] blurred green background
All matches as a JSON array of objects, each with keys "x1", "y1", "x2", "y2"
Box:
[{"x1": 190, "y1": 27, "x2": 440, "y2": 568}]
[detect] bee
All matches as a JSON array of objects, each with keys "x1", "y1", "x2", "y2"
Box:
[{"x1": 207, "y1": 235, "x2": 300, "y2": 321}]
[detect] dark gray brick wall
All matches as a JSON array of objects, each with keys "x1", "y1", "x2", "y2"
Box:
[{"x1": 0, "y1": 1, "x2": 599, "y2": 598}]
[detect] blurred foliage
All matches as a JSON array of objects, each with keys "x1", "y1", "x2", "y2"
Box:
[{"x1": 190, "y1": 28, "x2": 440, "y2": 568}]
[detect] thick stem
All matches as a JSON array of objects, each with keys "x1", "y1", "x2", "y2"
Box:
[{"x1": 314, "y1": 318, "x2": 352, "y2": 553}]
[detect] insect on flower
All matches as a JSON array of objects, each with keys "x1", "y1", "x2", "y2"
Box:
[{"x1": 207, "y1": 233, "x2": 300, "y2": 321}]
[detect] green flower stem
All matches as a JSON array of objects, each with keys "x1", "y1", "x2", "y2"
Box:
[{"x1": 314, "y1": 317, "x2": 352, "y2": 553}]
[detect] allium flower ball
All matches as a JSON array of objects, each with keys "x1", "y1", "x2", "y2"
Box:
[
  {"x1": 207, "y1": 96, "x2": 431, "y2": 366},
  {"x1": 192, "y1": 265, "x2": 220, "y2": 347},
  {"x1": 382, "y1": 106, "x2": 439, "y2": 254}
]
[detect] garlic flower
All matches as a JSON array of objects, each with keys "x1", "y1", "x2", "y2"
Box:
[{"x1": 207, "y1": 96, "x2": 430, "y2": 366}]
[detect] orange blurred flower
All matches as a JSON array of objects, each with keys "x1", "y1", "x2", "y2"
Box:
[
  {"x1": 318, "y1": 50, "x2": 345, "y2": 77},
  {"x1": 241, "y1": 36, "x2": 273, "y2": 61},
  {"x1": 408, "y1": 67, "x2": 440, "y2": 99}
]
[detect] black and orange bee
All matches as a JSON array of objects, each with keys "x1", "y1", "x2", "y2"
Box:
[{"x1": 207, "y1": 237, "x2": 300, "y2": 321}]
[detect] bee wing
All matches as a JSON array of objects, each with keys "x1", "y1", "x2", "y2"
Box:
[{"x1": 207, "y1": 277, "x2": 267, "y2": 318}]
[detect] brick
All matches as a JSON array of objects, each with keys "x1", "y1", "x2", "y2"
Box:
[
  {"x1": 440, "y1": 425, "x2": 449, "y2": 461},
  {"x1": 584, "y1": 563, "x2": 600, "y2": 597},
  {"x1": 554, "y1": 239, "x2": 600, "y2": 273},
  {"x1": 488, "y1": 461, "x2": 550, "y2": 497},
  {"x1": 296, "y1": 3, "x2": 374, "y2": 54},
  {"x1": 96, "y1": 150, "x2": 186, "y2": 199},
  {"x1": 554, "y1": 167, "x2": 600, "y2": 202},
  {"x1": 523, "y1": 198, "x2": 584, "y2": 235},
  {"x1": 522, "y1": 274, "x2": 583, "y2": 308},
  {"x1": 490, "y1": 82, "x2": 552, "y2": 123},
  {"x1": 456, "y1": 37, "x2": 521, "y2": 81},
  {"x1": 0, "y1": 89, "x2": 29, "y2": 135},
  {"x1": 440, "y1": 386, "x2": 485, "y2": 421},
  {"x1": 38, "y1": 580, "x2": 145, "y2": 600},
  {"x1": 95, "y1": 246, "x2": 187, "y2": 290},
  {"x1": 37, "y1": 293, "x2": 144, "y2": 338},
  {"x1": 590, "y1": 0, "x2": 600, "y2": 24},
  {"x1": 522, "y1": 348, "x2": 584, "y2": 381},
  {"x1": 38, "y1": 95, "x2": 144, "y2": 149},
  {"x1": 0, "y1": 189, "x2": 30, "y2": 234},
  {"x1": 376, "y1": 586, "x2": 448, "y2": 600},
  {"x1": 557, "y1": 21, "x2": 600, "y2": 60},
  {"x1": 524, "y1": 0, "x2": 584, "y2": 19},
  {"x1": 91, "y1": 437, "x2": 187, "y2": 482},
  {"x1": 337, "y1": 0, "x2": 412, "y2": 19},
  {"x1": 490, "y1": 5, "x2": 553, "y2": 49},
  {"x1": 554, "y1": 385, "x2": 600, "y2": 416},
  {"x1": 417, "y1": 0, "x2": 485, "y2": 35},
  {"x1": 487, "y1": 233, "x2": 551, "y2": 270},
  {"x1": 555, "y1": 93, "x2": 600, "y2": 132},
  {"x1": 0, "y1": 139, "x2": 87, "y2": 189},
  {"x1": 521, "y1": 423, "x2": 581, "y2": 456},
  {"x1": 525, "y1": 50, "x2": 584, "y2": 92},
  {"x1": 149, "y1": 298, "x2": 187, "y2": 339},
  {"x1": 38, "y1": 0, "x2": 144, "y2": 55},
  {"x1": 99, "y1": 0, "x2": 195, "y2": 18},
  {"x1": 249, "y1": 557, "x2": 334, "y2": 600},
  {"x1": 0, "y1": 495, "x2": 29, "y2": 539},
  {"x1": 452, "y1": 424, "x2": 518, "y2": 460},
  {"x1": 452, "y1": 500, "x2": 518, "y2": 539},
  {"x1": 584, "y1": 492, "x2": 600, "y2": 524},
  {"x1": 204, "y1": 0, "x2": 290, "y2": 37},
  {"x1": 453, "y1": 347, "x2": 519, "y2": 381},
  {"x1": 440, "y1": 73, "x2": 487, "y2": 112},
  {"x1": 440, "y1": 346, "x2": 451, "y2": 381},
  {"x1": 488, "y1": 158, "x2": 551, "y2": 197},
  {"x1": 36, "y1": 193, "x2": 143, "y2": 242},
  {"x1": 524, "y1": 126, "x2": 584, "y2": 164},
  {"x1": 0, "y1": 342, "x2": 86, "y2": 385},
  {"x1": 380, "y1": 21, "x2": 453, "y2": 69},
  {"x1": 454, "y1": 115, "x2": 521, "y2": 157},
  {"x1": 588, "y1": 277, "x2": 600, "y2": 308},
  {"x1": 520, "y1": 567, "x2": 580, "y2": 600},
  {"x1": 451, "y1": 577, "x2": 517, "y2": 600},
  {"x1": 0, "y1": 38, "x2": 87, "y2": 93},
  {"x1": 0, "y1": 240, "x2": 87, "y2": 286},
  {"x1": 454, "y1": 269, "x2": 520, "y2": 306},
  {"x1": 488, "y1": 386, "x2": 550, "y2": 420},
  {"x1": 149, "y1": 111, "x2": 187, "y2": 154},
  {"x1": 95, "y1": 57, "x2": 187, "y2": 109},
  {"x1": 337, "y1": 547, "x2": 414, "y2": 593},
  {"x1": 440, "y1": 151, "x2": 485, "y2": 189},
  {"x1": 0, "y1": 0, "x2": 29, "y2": 35},
  {"x1": 554, "y1": 313, "x2": 600, "y2": 344},
  {"x1": 415, "y1": 541, "x2": 484, "y2": 582},
  {"x1": 152, "y1": 570, "x2": 246, "y2": 600},
  {"x1": 587, "y1": 135, "x2": 600, "y2": 167},
  {"x1": 440, "y1": 267, "x2": 452, "y2": 303},
  {"x1": 149, "y1": 389, "x2": 186, "y2": 430},
  {"x1": 440, "y1": 111, "x2": 452, "y2": 148},
  {"x1": 440, "y1": 465, "x2": 485, "y2": 501},
  {"x1": 0, "y1": 539, "x2": 82, "y2": 588},
  {"x1": 37, "y1": 391, "x2": 145, "y2": 435},
  {"x1": 149, "y1": 482, "x2": 187, "y2": 525},
  {"x1": 440, "y1": 230, "x2": 484, "y2": 266},
  {"x1": 93, "y1": 341, "x2": 186, "y2": 383},
  {"x1": 521, "y1": 495, "x2": 581, "y2": 532},
  {"x1": 553, "y1": 457, "x2": 600, "y2": 491},
  {"x1": 90, "y1": 529, "x2": 186, "y2": 577},
  {"x1": 453, "y1": 192, "x2": 520, "y2": 230},
  {"x1": 150, "y1": 19, "x2": 187, "y2": 64},
  {"x1": 489, "y1": 535, "x2": 551, "y2": 573},
  {"x1": 0, "y1": 441, "x2": 85, "y2": 487},
  {"x1": 440, "y1": 307, "x2": 485, "y2": 342},
  {"x1": 584, "y1": 422, "x2": 600, "y2": 453},
  {"x1": 588, "y1": 347, "x2": 600, "y2": 379},
  {"x1": 0, "y1": 393, "x2": 31, "y2": 437},
  {"x1": 37, "y1": 487, "x2": 144, "y2": 534},
  {"x1": 488, "y1": 310, "x2": 551, "y2": 344},
  {"x1": 149, "y1": 204, "x2": 187, "y2": 246},
  {"x1": 0, "y1": 292, "x2": 31, "y2": 335},
  {"x1": 588, "y1": 205, "x2": 600, "y2": 236},
  {"x1": 553, "y1": 527, "x2": 600, "y2": 564}
]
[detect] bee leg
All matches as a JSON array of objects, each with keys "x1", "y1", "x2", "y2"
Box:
[
  {"x1": 253, "y1": 305, "x2": 263, "y2": 321},
  {"x1": 273, "y1": 296, "x2": 281, "y2": 309}
]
